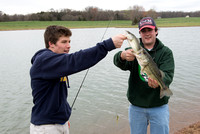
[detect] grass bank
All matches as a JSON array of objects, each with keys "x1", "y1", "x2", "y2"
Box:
[{"x1": 0, "y1": 17, "x2": 200, "y2": 31}]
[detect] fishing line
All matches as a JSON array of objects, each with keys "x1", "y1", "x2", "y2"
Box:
[{"x1": 71, "y1": 15, "x2": 113, "y2": 110}]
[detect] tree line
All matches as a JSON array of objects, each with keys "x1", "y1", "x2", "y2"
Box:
[{"x1": 0, "y1": 6, "x2": 200, "y2": 24}]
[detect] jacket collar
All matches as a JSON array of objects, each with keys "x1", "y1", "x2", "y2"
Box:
[{"x1": 139, "y1": 38, "x2": 164, "y2": 52}]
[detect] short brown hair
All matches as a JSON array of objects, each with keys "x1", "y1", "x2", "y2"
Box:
[
  {"x1": 155, "y1": 26, "x2": 158, "y2": 36},
  {"x1": 44, "y1": 25, "x2": 72, "y2": 48}
]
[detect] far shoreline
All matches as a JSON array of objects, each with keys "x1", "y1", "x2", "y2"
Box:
[
  {"x1": 0, "y1": 25, "x2": 200, "y2": 32},
  {"x1": 0, "y1": 17, "x2": 200, "y2": 31}
]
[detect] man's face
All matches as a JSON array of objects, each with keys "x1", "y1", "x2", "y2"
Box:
[
  {"x1": 140, "y1": 28, "x2": 157, "y2": 47},
  {"x1": 49, "y1": 36, "x2": 71, "y2": 54}
]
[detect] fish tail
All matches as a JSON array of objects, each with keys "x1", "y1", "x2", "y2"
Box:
[{"x1": 160, "y1": 87, "x2": 173, "y2": 99}]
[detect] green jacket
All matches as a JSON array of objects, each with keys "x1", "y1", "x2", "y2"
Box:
[{"x1": 113, "y1": 38, "x2": 175, "y2": 108}]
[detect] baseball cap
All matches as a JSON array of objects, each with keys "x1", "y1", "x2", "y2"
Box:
[{"x1": 138, "y1": 17, "x2": 156, "y2": 31}]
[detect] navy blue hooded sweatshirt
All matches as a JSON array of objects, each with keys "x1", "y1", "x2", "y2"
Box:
[{"x1": 30, "y1": 38, "x2": 115, "y2": 125}]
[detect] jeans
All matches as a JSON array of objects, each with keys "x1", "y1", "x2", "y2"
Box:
[{"x1": 129, "y1": 104, "x2": 169, "y2": 134}]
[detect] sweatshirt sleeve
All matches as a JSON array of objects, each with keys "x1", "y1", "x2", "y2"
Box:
[
  {"x1": 31, "y1": 38, "x2": 115, "y2": 79},
  {"x1": 159, "y1": 47, "x2": 175, "y2": 87},
  {"x1": 113, "y1": 51, "x2": 132, "y2": 71}
]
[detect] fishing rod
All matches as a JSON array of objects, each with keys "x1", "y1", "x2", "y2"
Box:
[{"x1": 71, "y1": 15, "x2": 113, "y2": 110}]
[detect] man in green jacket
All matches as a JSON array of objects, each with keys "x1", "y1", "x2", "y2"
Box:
[{"x1": 113, "y1": 17, "x2": 175, "y2": 134}]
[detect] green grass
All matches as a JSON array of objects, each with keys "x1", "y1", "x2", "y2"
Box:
[
  {"x1": 0, "y1": 17, "x2": 200, "y2": 31},
  {"x1": 0, "y1": 20, "x2": 132, "y2": 30},
  {"x1": 155, "y1": 17, "x2": 200, "y2": 27}
]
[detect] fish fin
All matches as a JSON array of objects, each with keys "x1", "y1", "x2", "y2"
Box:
[
  {"x1": 160, "y1": 87, "x2": 173, "y2": 99},
  {"x1": 137, "y1": 38, "x2": 140, "y2": 44},
  {"x1": 159, "y1": 70, "x2": 165, "y2": 79}
]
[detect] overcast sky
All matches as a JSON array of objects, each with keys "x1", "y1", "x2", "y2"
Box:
[{"x1": 1, "y1": 0, "x2": 200, "y2": 15}]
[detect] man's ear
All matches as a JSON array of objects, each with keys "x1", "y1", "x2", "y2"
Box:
[{"x1": 48, "y1": 41, "x2": 54, "y2": 48}]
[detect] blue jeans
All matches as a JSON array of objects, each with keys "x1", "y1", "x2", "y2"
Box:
[{"x1": 129, "y1": 104, "x2": 169, "y2": 134}]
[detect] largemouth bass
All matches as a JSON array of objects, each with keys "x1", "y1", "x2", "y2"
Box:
[{"x1": 125, "y1": 30, "x2": 173, "y2": 98}]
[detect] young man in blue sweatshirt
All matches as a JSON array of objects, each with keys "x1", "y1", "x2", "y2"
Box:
[{"x1": 30, "y1": 25, "x2": 126, "y2": 134}]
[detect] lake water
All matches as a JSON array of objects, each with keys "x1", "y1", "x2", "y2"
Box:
[{"x1": 0, "y1": 27, "x2": 200, "y2": 134}]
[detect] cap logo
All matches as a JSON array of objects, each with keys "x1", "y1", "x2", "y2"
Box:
[{"x1": 139, "y1": 19, "x2": 153, "y2": 27}]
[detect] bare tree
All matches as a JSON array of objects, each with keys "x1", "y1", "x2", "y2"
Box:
[
  {"x1": 26, "y1": 14, "x2": 39, "y2": 21},
  {"x1": 0, "y1": 11, "x2": 3, "y2": 21},
  {"x1": 84, "y1": 6, "x2": 100, "y2": 21},
  {"x1": 146, "y1": 9, "x2": 157, "y2": 19},
  {"x1": 1, "y1": 7, "x2": 200, "y2": 22},
  {"x1": 130, "y1": 5, "x2": 145, "y2": 25}
]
